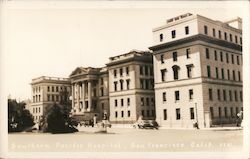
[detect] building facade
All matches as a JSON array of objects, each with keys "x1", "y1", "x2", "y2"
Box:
[
  {"x1": 107, "y1": 50, "x2": 155, "y2": 124},
  {"x1": 69, "y1": 67, "x2": 109, "y2": 123},
  {"x1": 30, "y1": 76, "x2": 71, "y2": 123},
  {"x1": 149, "y1": 13, "x2": 242, "y2": 128}
]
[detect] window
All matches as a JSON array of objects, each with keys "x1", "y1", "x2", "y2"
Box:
[
  {"x1": 140, "y1": 79, "x2": 144, "y2": 89},
  {"x1": 175, "y1": 91, "x2": 180, "y2": 101},
  {"x1": 234, "y1": 91, "x2": 238, "y2": 101},
  {"x1": 171, "y1": 30, "x2": 176, "y2": 38},
  {"x1": 221, "y1": 68, "x2": 224, "y2": 79},
  {"x1": 176, "y1": 108, "x2": 181, "y2": 120},
  {"x1": 146, "y1": 98, "x2": 149, "y2": 106},
  {"x1": 206, "y1": 48, "x2": 210, "y2": 59},
  {"x1": 52, "y1": 95, "x2": 54, "y2": 101},
  {"x1": 120, "y1": 68, "x2": 123, "y2": 76},
  {"x1": 47, "y1": 95, "x2": 50, "y2": 101},
  {"x1": 218, "y1": 107, "x2": 221, "y2": 118},
  {"x1": 141, "y1": 97, "x2": 144, "y2": 106},
  {"x1": 140, "y1": 66, "x2": 143, "y2": 75},
  {"x1": 240, "y1": 37, "x2": 242, "y2": 45},
  {"x1": 235, "y1": 35, "x2": 238, "y2": 44},
  {"x1": 56, "y1": 95, "x2": 59, "y2": 101},
  {"x1": 186, "y1": 48, "x2": 190, "y2": 58},
  {"x1": 173, "y1": 52, "x2": 177, "y2": 61},
  {"x1": 114, "y1": 82, "x2": 117, "y2": 91},
  {"x1": 145, "y1": 66, "x2": 149, "y2": 76},
  {"x1": 160, "y1": 54, "x2": 165, "y2": 64},
  {"x1": 209, "y1": 88, "x2": 213, "y2": 100},
  {"x1": 120, "y1": 80, "x2": 123, "y2": 90},
  {"x1": 56, "y1": 86, "x2": 58, "y2": 92},
  {"x1": 128, "y1": 111, "x2": 131, "y2": 117},
  {"x1": 159, "y1": 34, "x2": 163, "y2": 42},
  {"x1": 231, "y1": 54, "x2": 234, "y2": 64},
  {"x1": 223, "y1": 89, "x2": 227, "y2": 101},
  {"x1": 127, "y1": 98, "x2": 130, "y2": 106},
  {"x1": 224, "y1": 107, "x2": 228, "y2": 118},
  {"x1": 185, "y1": 26, "x2": 189, "y2": 35},
  {"x1": 126, "y1": 67, "x2": 129, "y2": 75},
  {"x1": 240, "y1": 91, "x2": 243, "y2": 101},
  {"x1": 163, "y1": 109, "x2": 167, "y2": 120},
  {"x1": 100, "y1": 88, "x2": 104, "y2": 96},
  {"x1": 190, "y1": 108, "x2": 195, "y2": 119},
  {"x1": 141, "y1": 110, "x2": 144, "y2": 117},
  {"x1": 172, "y1": 65, "x2": 180, "y2": 80},
  {"x1": 214, "y1": 50, "x2": 217, "y2": 61},
  {"x1": 236, "y1": 107, "x2": 239, "y2": 115},
  {"x1": 217, "y1": 89, "x2": 221, "y2": 101},
  {"x1": 238, "y1": 71, "x2": 241, "y2": 81},
  {"x1": 227, "y1": 69, "x2": 230, "y2": 80},
  {"x1": 147, "y1": 110, "x2": 150, "y2": 117},
  {"x1": 218, "y1": 30, "x2": 221, "y2": 39},
  {"x1": 207, "y1": 65, "x2": 211, "y2": 78},
  {"x1": 121, "y1": 99, "x2": 124, "y2": 106},
  {"x1": 52, "y1": 86, "x2": 54, "y2": 92},
  {"x1": 101, "y1": 103, "x2": 104, "y2": 109},
  {"x1": 150, "y1": 66, "x2": 153, "y2": 76},
  {"x1": 163, "y1": 92, "x2": 167, "y2": 102},
  {"x1": 115, "y1": 99, "x2": 118, "y2": 107},
  {"x1": 230, "y1": 34, "x2": 232, "y2": 42},
  {"x1": 237, "y1": 56, "x2": 240, "y2": 65},
  {"x1": 47, "y1": 86, "x2": 50, "y2": 92},
  {"x1": 152, "y1": 110, "x2": 155, "y2": 117},
  {"x1": 230, "y1": 107, "x2": 233, "y2": 117},
  {"x1": 215, "y1": 67, "x2": 219, "y2": 79},
  {"x1": 38, "y1": 95, "x2": 41, "y2": 102},
  {"x1": 186, "y1": 65, "x2": 193, "y2": 78},
  {"x1": 115, "y1": 111, "x2": 118, "y2": 118},
  {"x1": 161, "y1": 69, "x2": 166, "y2": 82},
  {"x1": 212, "y1": 28, "x2": 216, "y2": 37},
  {"x1": 121, "y1": 111, "x2": 124, "y2": 118},
  {"x1": 233, "y1": 70, "x2": 236, "y2": 81},
  {"x1": 226, "y1": 53, "x2": 229, "y2": 63},
  {"x1": 220, "y1": 51, "x2": 223, "y2": 62},
  {"x1": 189, "y1": 89, "x2": 194, "y2": 100},
  {"x1": 224, "y1": 32, "x2": 227, "y2": 40},
  {"x1": 126, "y1": 79, "x2": 130, "y2": 90},
  {"x1": 210, "y1": 107, "x2": 214, "y2": 119},
  {"x1": 114, "y1": 69, "x2": 117, "y2": 77},
  {"x1": 229, "y1": 90, "x2": 232, "y2": 101},
  {"x1": 204, "y1": 25, "x2": 208, "y2": 35}
]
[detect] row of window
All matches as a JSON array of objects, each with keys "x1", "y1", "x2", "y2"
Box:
[
  {"x1": 203, "y1": 25, "x2": 242, "y2": 45},
  {"x1": 33, "y1": 107, "x2": 41, "y2": 114},
  {"x1": 159, "y1": 26, "x2": 190, "y2": 42},
  {"x1": 140, "y1": 79, "x2": 154, "y2": 90},
  {"x1": 210, "y1": 107, "x2": 243, "y2": 119},
  {"x1": 115, "y1": 98, "x2": 130, "y2": 107},
  {"x1": 141, "y1": 97, "x2": 155, "y2": 106},
  {"x1": 139, "y1": 65, "x2": 154, "y2": 76},
  {"x1": 34, "y1": 115, "x2": 41, "y2": 121},
  {"x1": 33, "y1": 95, "x2": 41, "y2": 103},
  {"x1": 33, "y1": 86, "x2": 41, "y2": 93},
  {"x1": 208, "y1": 89, "x2": 243, "y2": 102},
  {"x1": 207, "y1": 66, "x2": 241, "y2": 81},
  {"x1": 161, "y1": 64, "x2": 193, "y2": 82},
  {"x1": 47, "y1": 94, "x2": 68, "y2": 102},
  {"x1": 114, "y1": 67, "x2": 130, "y2": 77},
  {"x1": 205, "y1": 48, "x2": 241, "y2": 65},
  {"x1": 162, "y1": 89, "x2": 193, "y2": 102},
  {"x1": 114, "y1": 79, "x2": 130, "y2": 91},
  {"x1": 47, "y1": 85, "x2": 68, "y2": 92},
  {"x1": 163, "y1": 108, "x2": 195, "y2": 120},
  {"x1": 114, "y1": 109, "x2": 156, "y2": 118},
  {"x1": 115, "y1": 110, "x2": 131, "y2": 118}
]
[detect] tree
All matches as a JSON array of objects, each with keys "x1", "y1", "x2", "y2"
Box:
[{"x1": 8, "y1": 99, "x2": 34, "y2": 132}]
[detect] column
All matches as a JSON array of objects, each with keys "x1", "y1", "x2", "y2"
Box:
[
  {"x1": 77, "y1": 83, "x2": 80, "y2": 112},
  {"x1": 82, "y1": 81, "x2": 85, "y2": 111},
  {"x1": 88, "y1": 81, "x2": 92, "y2": 111},
  {"x1": 71, "y1": 84, "x2": 75, "y2": 113}
]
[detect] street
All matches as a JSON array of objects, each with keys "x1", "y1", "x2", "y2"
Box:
[{"x1": 8, "y1": 127, "x2": 242, "y2": 152}]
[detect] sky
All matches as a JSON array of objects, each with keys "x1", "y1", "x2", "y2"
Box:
[{"x1": 0, "y1": 1, "x2": 247, "y2": 100}]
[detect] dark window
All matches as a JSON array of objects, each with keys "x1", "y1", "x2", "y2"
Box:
[
  {"x1": 171, "y1": 30, "x2": 176, "y2": 38},
  {"x1": 215, "y1": 67, "x2": 219, "y2": 79},
  {"x1": 126, "y1": 79, "x2": 130, "y2": 90},
  {"x1": 224, "y1": 32, "x2": 227, "y2": 40},
  {"x1": 187, "y1": 65, "x2": 193, "y2": 78},
  {"x1": 206, "y1": 48, "x2": 210, "y2": 59},
  {"x1": 146, "y1": 98, "x2": 149, "y2": 106},
  {"x1": 150, "y1": 66, "x2": 153, "y2": 76},
  {"x1": 240, "y1": 37, "x2": 242, "y2": 45},
  {"x1": 230, "y1": 34, "x2": 232, "y2": 42},
  {"x1": 220, "y1": 51, "x2": 223, "y2": 62},
  {"x1": 231, "y1": 54, "x2": 234, "y2": 64},
  {"x1": 173, "y1": 52, "x2": 177, "y2": 61},
  {"x1": 229, "y1": 90, "x2": 232, "y2": 101},
  {"x1": 128, "y1": 111, "x2": 130, "y2": 117},
  {"x1": 175, "y1": 91, "x2": 180, "y2": 101},
  {"x1": 237, "y1": 56, "x2": 240, "y2": 65},
  {"x1": 140, "y1": 79, "x2": 144, "y2": 89},
  {"x1": 173, "y1": 66, "x2": 179, "y2": 80},
  {"x1": 207, "y1": 65, "x2": 211, "y2": 78},
  {"x1": 186, "y1": 48, "x2": 190, "y2": 58},
  {"x1": 226, "y1": 53, "x2": 229, "y2": 63},
  {"x1": 47, "y1": 95, "x2": 50, "y2": 101},
  {"x1": 115, "y1": 99, "x2": 118, "y2": 107},
  {"x1": 141, "y1": 97, "x2": 144, "y2": 106},
  {"x1": 160, "y1": 54, "x2": 164, "y2": 64},
  {"x1": 221, "y1": 68, "x2": 224, "y2": 79},
  {"x1": 47, "y1": 86, "x2": 50, "y2": 92},
  {"x1": 204, "y1": 25, "x2": 208, "y2": 35},
  {"x1": 120, "y1": 68, "x2": 123, "y2": 76},
  {"x1": 224, "y1": 107, "x2": 228, "y2": 118},
  {"x1": 219, "y1": 107, "x2": 221, "y2": 118},
  {"x1": 238, "y1": 71, "x2": 241, "y2": 81},
  {"x1": 147, "y1": 110, "x2": 150, "y2": 117},
  {"x1": 121, "y1": 111, "x2": 124, "y2": 118},
  {"x1": 209, "y1": 88, "x2": 213, "y2": 100},
  {"x1": 126, "y1": 67, "x2": 129, "y2": 75},
  {"x1": 217, "y1": 89, "x2": 221, "y2": 101},
  {"x1": 235, "y1": 36, "x2": 238, "y2": 44},
  {"x1": 114, "y1": 82, "x2": 117, "y2": 91},
  {"x1": 115, "y1": 111, "x2": 118, "y2": 118},
  {"x1": 121, "y1": 99, "x2": 124, "y2": 106},
  {"x1": 214, "y1": 50, "x2": 217, "y2": 61},
  {"x1": 141, "y1": 110, "x2": 144, "y2": 117},
  {"x1": 212, "y1": 28, "x2": 216, "y2": 37},
  {"x1": 152, "y1": 110, "x2": 155, "y2": 117},
  {"x1": 176, "y1": 108, "x2": 181, "y2": 120},
  {"x1": 210, "y1": 107, "x2": 214, "y2": 119},
  {"x1": 163, "y1": 109, "x2": 167, "y2": 120},
  {"x1": 190, "y1": 108, "x2": 195, "y2": 119},
  {"x1": 114, "y1": 69, "x2": 117, "y2": 77},
  {"x1": 185, "y1": 26, "x2": 189, "y2": 35},
  {"x1": 140, "y1": 66, "x2": 143, "y2": 75},
  {"x1": 189, "y1": 89, "x2": 193, "y2": 100},
  {"x1": 160, "y1": 34, "x2": 163, "y2": 42},
  {"x1": 240, "y1": 91, "x2": 243, "y2": 101},
  {"x1": 218, "y1": 30, "x2": 221, "y2": 39},
  {"x1": 127, "y1": 98, "x2": 130, "y2": 106},
  {"x1": 120, "y1": 80, "x2": 123, "y2": 90},
  {"x1": 230, "y1": 107, "x2": 233, "y2": 117},
  {"x1": 234, "y1": 91, "x2": 238, "y2": 101},
  {"x1": 145, "y1": 66, "x2": 149, "y2": 75},
  {"x1": 161, "y1": 69, "x2": 166, "y2": 82},
  {"x1": 223, "y1": 89, "x2": 227, "y2": 101},
  {"x1": 233, "y1": 70, "x2": 236, "y2": 81},
  {"x1": 163, "y1": 92, "x2": 166, "y2": 102},
  {"x1": 56, "y1": 86, "x2": 58, "y2": 92},
  {"x1": 227, "y1": 69, "x2": 230, "y2": 80},
  {"x1": 52, "y1": 86, "x2": 54, "y2": 92}
]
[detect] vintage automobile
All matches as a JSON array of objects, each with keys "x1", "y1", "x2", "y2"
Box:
[{"x1": 133, "y1": 120, "x2": 159, "y2": 129}]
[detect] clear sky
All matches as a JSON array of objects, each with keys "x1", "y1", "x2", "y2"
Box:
[{"x1": 0, "y1": 1, "x2": 247, "y2": 100}]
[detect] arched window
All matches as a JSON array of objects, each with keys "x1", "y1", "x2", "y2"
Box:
[{"x1": 172, "y1": 65, "x2": 180, "y2": 80}]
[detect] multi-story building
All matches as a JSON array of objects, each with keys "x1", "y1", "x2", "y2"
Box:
[
  {"x1": 30, "y1": 76, "x2": 71, "y2": 123},
  {"x1": 69, "y1": 67, "x2": 109, "y2": 123},
  {"x1": 149, "y1": 13, "x2": 242, "y2": 128},
  {"x1": 106, "y1": 50, "x2": 155, "y2": 124}
]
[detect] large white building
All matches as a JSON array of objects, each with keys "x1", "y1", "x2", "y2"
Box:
[{"x1": 149, "y1": 13, "x2": 242, "y2": 128}]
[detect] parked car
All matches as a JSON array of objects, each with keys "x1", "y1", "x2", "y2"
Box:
[{"x1": 133, "y1": 120, "x2": 159, "y2": 129}]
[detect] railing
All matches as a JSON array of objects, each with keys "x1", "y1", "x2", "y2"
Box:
[{"x1": 32, "y1": 76, "x2": 69, "y2": 83}]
